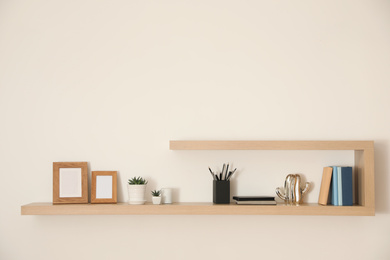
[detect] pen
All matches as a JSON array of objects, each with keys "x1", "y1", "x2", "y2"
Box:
[
  {"x1": 225, "y1": 164, "x2": 229, "y2": 180},
  {"x1": 227, "y1": 168, "x2": 236, "y2": 181},
  {"x1": 226, "y1": 171, "x2": 231, "y2": 181},
  {"x1": 209, "y1": 167, "x2": 217, "y2": 180}
]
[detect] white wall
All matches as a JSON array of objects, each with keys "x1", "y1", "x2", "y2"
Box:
[{"x1": 1, "y1": 1, "x2": 390, "y2": 259}]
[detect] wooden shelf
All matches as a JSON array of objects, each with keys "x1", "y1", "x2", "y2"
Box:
[
  {"x1": 21, "y1": 202, "x2": 374, "y2": 216},
  {"x1": 170, "y1": 140, "x2": 375, "y2": 216},
  {"x1": 169, "y1": 140, "x2": 373, "y2": 150},
  {"x1": 21, "y1": 141, "x2": 375, "y2": 216}
]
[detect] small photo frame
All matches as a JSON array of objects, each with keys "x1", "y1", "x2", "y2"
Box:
[
  {"x1": 91, "y1": 171, "x2": 117, "y2": 204},
  {"x1": 53, "y1": 162, "x2": 88, "y2": 204}
]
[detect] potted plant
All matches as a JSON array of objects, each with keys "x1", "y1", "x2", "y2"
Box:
[
  {"x1": 151, "y1": 190, "x2": 162, "y2": 205},
  {"x1": 127, "y1": 176, "x2": 148, "y2": 205}
]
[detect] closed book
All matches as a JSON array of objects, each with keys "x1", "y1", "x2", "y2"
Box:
[
  {"x1": 235, "y1": 200, "x2": 276, "y2": 205},
  {"x1": 318, "y1": 167, "x2": 333, "y2": 205},
  {"x1": 341, "y1": 167, "x2": 353, "y2": 206},
  {"x1": 338, "y1": 166, "x2": 343, "y2": 206},
  {"x1": 233, "y1": 196, "x2": 275, "y2": 201},
  {"x1": 331, "y1": 166, "x2": 338, "y2": 205}
]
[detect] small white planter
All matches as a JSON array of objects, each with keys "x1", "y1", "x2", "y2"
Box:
[
  {"x1": 127, "y1": 184, "x2": 147, "y2": 205},
  {"x1": 152, "y1": 196, "x2": 162, "y2": 205}
]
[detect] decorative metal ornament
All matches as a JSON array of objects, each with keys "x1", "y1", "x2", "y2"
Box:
[{"x1": 276, "y1": 174, "x2": 310, "y2": 205}]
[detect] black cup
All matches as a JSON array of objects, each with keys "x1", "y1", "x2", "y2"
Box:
[{"x1": 213, "y1": 180, "x2": 230, "y2": 204}]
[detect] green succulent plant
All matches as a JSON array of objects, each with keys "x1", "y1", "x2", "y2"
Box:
[
  {"x1": 151, "y1": 189, "x2": 161, "y2": 197},
  {"x1": 128, "y1": 176, "x2": 148, "y2": 185}
]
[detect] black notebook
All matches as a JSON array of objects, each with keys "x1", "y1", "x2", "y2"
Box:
[{"x1": 233, "y1": 196, "x2": 275, "y2": 201}]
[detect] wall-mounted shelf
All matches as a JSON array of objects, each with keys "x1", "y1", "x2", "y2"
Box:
[
  {"x1": 21, "y1": 202, "x2": 371, "y2": 216},
  {"x1": 170, "y1": 140, "x2": 375, "y2": 216},
  {"x1": 169, "y1": 140, "x2": 373, "y2": 151},
  {"x1": 21, "y1": 141, "x2": 375, "y2": 216}
]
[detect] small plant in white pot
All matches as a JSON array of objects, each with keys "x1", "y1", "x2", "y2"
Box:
[
  {"x1": 128, "y1": 177, "x2": 148, "y2": 205},
  {"x1": 151, "y1": 190, "x2": 162, "y2": 205}
]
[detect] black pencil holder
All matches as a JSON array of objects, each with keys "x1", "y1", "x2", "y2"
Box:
[{"x1": 213, "y1": 180, "x2": 230, "y2": 204}]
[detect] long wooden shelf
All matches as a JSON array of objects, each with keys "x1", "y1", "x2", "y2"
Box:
[
  {"x1": 22, "y1": 141, "x2": 375, "y2": 216},
  {"x1": 169, "y1": 140, "x2": 374, "y2": 150},
  {"x1": 21, "y1": 202, "x2": 374, "y2": 216}
]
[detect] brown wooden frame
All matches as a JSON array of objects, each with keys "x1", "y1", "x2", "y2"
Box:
[
  {"x1": 91, "y1": 171, "x2": 117, "y2": 204},
  {"x1": 53, "y1": 162, "x2": 88, "y2": 204}
]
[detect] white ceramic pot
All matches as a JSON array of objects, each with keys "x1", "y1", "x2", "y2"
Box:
[
  {"x1": 161, "y1": 188, "x2": 172, "y2": 204},
  {"x1": 127, "y1": 184, "x2": 147, "y2": 205},
  {"x1": 152, "y1": 196, "x2": 162, "y2": 205}
]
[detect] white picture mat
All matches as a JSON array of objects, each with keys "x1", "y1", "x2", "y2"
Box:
[
  {"x1": 59, "y1": 168, "x2": 82, "y2": 198},
  {"x1": 96, "y1": 175, "x2": 113, "y2": 199}
]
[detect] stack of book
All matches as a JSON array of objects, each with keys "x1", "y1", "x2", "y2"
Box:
[
  {"x1": 233, "y1": 196, "x2": 276, "y2": 205},
  {"x1": 318, "y1": 166, "x2": 353, "y2": 206}
]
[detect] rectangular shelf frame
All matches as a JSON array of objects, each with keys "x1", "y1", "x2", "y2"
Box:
[{"x1": 170, "y1": 140, "x2": 375, "y2": 216}]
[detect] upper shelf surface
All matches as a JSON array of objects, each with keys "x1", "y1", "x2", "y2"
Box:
[{"x1": 169, "y1": 141, "x2": 374, "y2": 150}]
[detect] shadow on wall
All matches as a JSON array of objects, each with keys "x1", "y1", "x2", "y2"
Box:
[
  {"x1": 374, "y1": 140, "x2": 388, "y2": 214},
  {"x1": 87, "y1": 162, "x2": 92, "y2": 203},
  {"x1": 117, "y1": 171, "x2": 124, "y2": 203}
]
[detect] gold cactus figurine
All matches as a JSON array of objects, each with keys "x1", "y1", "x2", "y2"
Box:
[{"x1": 276, "y1": 174, "x2": 310, "y2": 205}]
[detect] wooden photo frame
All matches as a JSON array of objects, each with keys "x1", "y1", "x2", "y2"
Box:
[
  {"x1": 53, "y1": 162, "x2": 88, "y2": 204},
  {"x1": 91, "y1": 171, "x2": 117, "y2": 204}
]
